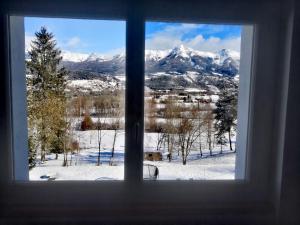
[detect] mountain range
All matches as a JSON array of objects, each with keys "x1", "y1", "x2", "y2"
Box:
[
  {"x1": 50, "y1": 45, "x2": 239, "y2": 94},
  {"x1": 62, "y1": 45, "x2": 240, "y2": 79}
]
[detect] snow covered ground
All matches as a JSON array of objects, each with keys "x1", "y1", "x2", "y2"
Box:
[{"x1": 30, "y1": 130, "x2": 236, "y2": 181}]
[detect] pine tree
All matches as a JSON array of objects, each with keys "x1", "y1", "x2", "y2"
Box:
[
  {"x1": 26, "y1": 27, "x2": 68, "y2": 162},
  {"x1": 214, "y1": 90, "x2": 238, "y2": 151}
]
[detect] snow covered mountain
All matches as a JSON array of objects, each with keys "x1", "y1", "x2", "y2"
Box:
[
  {"x1": 59, "y1": 45, "x2": 240, "y2": 94},
  {"x1": 62, "y1": 45, "x2": 240, "y2": 79},
  {"x1": 146, "y1": 45, "x2": 239, "y2": 77}
]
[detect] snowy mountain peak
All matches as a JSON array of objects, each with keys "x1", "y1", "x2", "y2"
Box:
[
  {"x1": 85, "y1": 53, "x2": 106, "y2": 62},
  {"x1": 62, "y1": 51, "x2": 89, "y2": 62},
  {"x1": 112, "y1": 53, "x2": 125, "y2": 59},
  {"x1": 216, "y1": 49, "x2": 240, "y2": 64},
  {"x1": 145, "y1": 49, "x2": 170, "y2": 61},
  {"x1": 169, "y1": 45, "x2": 191, "y2": 58},
  {"x1": 218, "y1": 49, "x2": 239, "y2": 59},
  {"x1": 61, "y1": 47, "x2": 240, "y2": 78},
  {"x1": 219, "y1": 49, "x2": 230, "y2": 57}
]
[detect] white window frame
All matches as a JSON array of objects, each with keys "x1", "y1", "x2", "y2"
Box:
[
  {"x1": 9, "y1": 17, "x2": 253, "y2": 181},
  {"x1": 0, "y1": 0, "x2": 288, "y2": 223}
]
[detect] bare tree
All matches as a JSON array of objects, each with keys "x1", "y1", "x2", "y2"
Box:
[
  {"x1": 146, "y1": 97, "x2": 157, "y2": 132},
  {"x1": 156, "y1": 131, "x2": 166, "y2": 152},
  {"x1": 62, "y1": 99, "x2": 74, "y2": 167},
  {"x1": 176, "y1": 106, "x2": 200, "y2": 165},
  {"x1": 164, "y1": 97, "x2": 179, "y2": 162},
  {"x1": 203, "y1": 104, "x2": 214, "y2": 156},
  {"x1": 94, "y1": 96, "x2": 108, "y2": 166},
  {"x1": 216, "y1": 133, "x2": 227, "y2": 154},
  {"x1": 196, "y1": 101, "x2": 207, "y2": 157},
  {"x1": 110, "y1": 93, "x2": 124, "y2": 166}
]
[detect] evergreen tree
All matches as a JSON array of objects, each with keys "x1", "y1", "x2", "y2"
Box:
[
  {"x1": 26, "y1": 26, "x2": 68, "y2": 162},
  {"x1": 215, "y1": 133, "x2": 227, "y2": 154},
  {"x1": 214, "y1": 89, "x2": 238, "y2": 151}
]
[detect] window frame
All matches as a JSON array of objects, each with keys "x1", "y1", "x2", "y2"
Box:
[
  {"x1": 0, "y1": 0, "x2": 286, "y2": 223},
  {"x1": 8, "y1": 17, "x2": 252, "y2": 182}
]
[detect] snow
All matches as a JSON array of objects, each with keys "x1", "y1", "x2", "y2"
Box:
[
  {"x1": 186, "y1": 71, "x2": 200, "y2": 81},
  {"x1": 234, "y1": 75, "x2": 240, "y2": 81},
  {"x1": 115, "y1": 75, "x2": 126, "y2": 82},
  {"x1": 66, "y1": 79, "x2": 119, "y2": 93},
  {"x1": 30, "y1": 161, "x2": 124, "y2": 181},
  {"x1": 216, "y1": 49, "x2": 240, "y2": 64},
  {"x1": 85, "y1": 53, "x2": 106, "y2": 62},
  {"x1": 145, "y1": 49, "x2": 170, "y2": 61},
  {"x1": 61, "y1": 46, "x2": 240, "y2": 67},
  {"x1": 210, "y1": 94, "x2": 219, "y2": 102},
  {"x1": 62, "y1": 51, "x2": 108, "y2": 62},
  {"x1": 150, "y1": 72, "x2": 170, "y2": 76},
  {"x1": 144, "y1": 153, "x2": 235, "y2": 180},
  {"x1": 62, "y1": 51, "x2": 90, "y2": 62},
  {"x1": 169, "y1": 45, "x2": 190, "y2": 58},
  {"x1": 207, "y1": 85, "x2": 220, "y2": 93},
  {"x1": 184, "y1": 87, "x2": 204, "y2": 93},
  {"x1": 183, "y1": 76, "x2": 194, "y2": 83},
  {"x1": 89, "y1": 117, "x2": 125, "y2": 124},
  {"x1": 30, "y1": 129, "x2": 236, "y2": 181},
  {"x1": 192, "y1": 50, "x2": 216, "y2": 59}
]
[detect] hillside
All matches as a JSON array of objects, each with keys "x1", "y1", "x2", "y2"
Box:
[{"x1": 59, "y1": 45, "x2": 240, "y2": 94}]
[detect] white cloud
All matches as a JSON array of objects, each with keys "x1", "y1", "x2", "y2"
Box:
[
  {"x1": 146, "y1": 24, "x2": 200, "y2": 50},
  {"x1": 146, "y1": 35, "x2": 182, "y2": 50},
  {"x1": 66, "y1": 36, "x2": 81, "y2": 48},
  {"x1": 185, "y1": 35, "x2": 241, "y2": 52},
  {"x1": 146, "y1": 24, "x2": 241, "y2": 53}
]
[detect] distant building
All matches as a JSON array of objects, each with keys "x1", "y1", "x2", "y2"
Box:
[{"x1": 144, "y1": 152, "x2": 162, "y2": 161}]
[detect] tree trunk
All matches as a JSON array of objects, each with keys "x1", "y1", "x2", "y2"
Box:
[
  {"x1": 63, "y1": 139, "x2": 67, "y2": 167},
  {"x1": 110, "y1": 129, "x2": 117, "y2": 166},
  {"x1": 55, "y1": 153, "x2": 58, "y2": 160},
  {"x1": 167, "y1": 134, "x2": 171, "y2": 162},
  {"x1": 207, "y1": 129, "x2": 212, "y2": 155},
  {"x1": 70, "y1": 153, "x2": 73, "y2": 166},
  {"x1": 199, "y1": 137, "x2": 202, "y2": 157},
  {"x1": 208, "y1": 133, "x2": 212, "y2": 156},
  {"x1": 41, "y1": 141, "x2": 46, "y2": 162},
  {"x1": 41, "y1": 126, "x2": 46, "y2": 162},
  {"x1": 40, "y1": 115, "x2": 47, "y2": 162},
  {"x1": 228, "y1": 129, "x2": 233, "y2": 151},
  {"x1": 97, "y1": 141, "x2": 101, "y2": 166},
  {"x1": 97, "y1": 129, "x2": 102, "y2": 166},
  {"x1": 156, "y1": 133, "x2": 164, "y2": 151},
  {"x1": 181, "y1": 146, "x2": 186, "y2": 165}
]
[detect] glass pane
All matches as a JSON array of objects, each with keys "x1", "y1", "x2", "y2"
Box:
[
  {"x1": 25, "y1": 17, "x2": 125, "y2": 180},
  {"x1": 144, "y1": 22, "x2": 242, "y2": 180}
]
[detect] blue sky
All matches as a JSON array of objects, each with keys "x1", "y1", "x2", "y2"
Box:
[
  {"x1": 146, "y1": 22, "x2": 241, "y2": 40},
  {"x1": 25, "y1": 17, "x2": 126, "y2": 55},
  {"x1": 25, "y1": 17, "x2": 241, "y2": 55}
]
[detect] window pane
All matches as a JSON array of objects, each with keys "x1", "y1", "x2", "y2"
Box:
[
  {"x1": 144, "y1": 22, "x2": 243, "y2": 180},
  {"x1": 25, "y1": 17, "x2": 125, "y2": 180}
]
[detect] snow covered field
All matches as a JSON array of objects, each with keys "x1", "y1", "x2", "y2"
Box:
[{"x1": 30, "y1": 130, "x2": 236, "y2": 181}]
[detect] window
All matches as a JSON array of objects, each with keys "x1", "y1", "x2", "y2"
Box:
[
  {"x1": 24, "y1": 17, "x2": 126, "y2": 180},
  {"x1": 143, "y1": 22, "x2": 247, "y2": 180},
  {"x1": 11, "y1": 18, "x2": 253, "y2": 181},
  {"x1": 1, "y1": 1, "x2": 289, "y2": 223}
]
